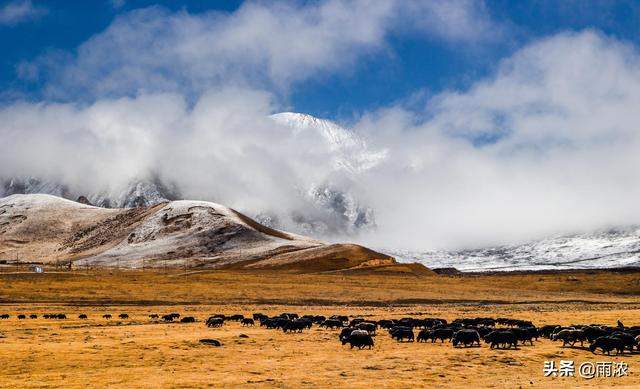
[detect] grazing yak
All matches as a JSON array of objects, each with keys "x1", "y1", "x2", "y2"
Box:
[
  {"x1": 511, "y1": 327, "x2": 535, "y2": 345},
  {"x1": 329, "y1": 315, "x2": 348, "y2": 324},
  {"x1": 349, "y1": 318, "x2": 365, "y2": 327},
  {"x1": 78, "y1": 314, "x2": 88, "y2": 319},
  {"x1": 253, "y1": 313, "x2": 268, "y2": 322},
  {"x1": 180, "y1": 316, "x2": 196, "y2": 323},
  {"x1": 160, "y1": 313, "x2": 181, "y2": 322},
  {"x1": 582, "y1": 326, "x2": 609, "y2": 343},
  {"x1": 321, "y1": 319, "x2": 343, "y2": 329},
  {"x1": 103, "y1": 314, "x2": 112, "y2": 319},
  {"x1": 590, "y1": 337, "x2": 625, "y2": 355},
  {"x1": 484, "y1": 331, "x2": 518, "y2": 349},
  {"x1": 227, "y1": 314, "x2": 244, "y2": 322},
  {"x1": 390, "y1": 326, "x2": 414, "y2": 342},
  {"x1": 206, "y1": 317, "x2": 224, "y2": 328},
  {"x1": 538, "y1": 325, "x2": 560, "y2": 339},
  {"x1": 29, "y1": 314, "x2": 37, "y2": 319},
  {"x1": 262, "y1": 318, "x2": 287, "y2": 329},
  {"x1": 417, "y1": 329, "x2": 430, "y2": 343},
  {"x1": 552, "y1": 329, "x2": 587, "y2": 347},
  {"x1": 377, "y1": 320, "x2": 395, "y2": 329},
  {"x1": 452, "y1": 329, "x2": 481, "y2": 347},
  {"x1": 610, "y1": 332, "x2": 637, "y2": 352},
  {"x1": 397, "y1": 318, "x2": 416, "y2": 328},
  {"x1": 341, "y1": 329, "x2": 374, "y2": 349},
  {"x1": 17, "y1": 314, "x2": 26, "y2": 320},
  {"x1": 199, "y1": 339, "x2": 221, "y2": 347},
  {"x1": 356, "y1": 322, "x2": 377, "y2": 335},
  {"x1": 118, "y1": 314, "x2": 129, "y2": 319},
  {"x1": 241, "y1": 318, "x2": 255, "y2": 327},
  {"x1": 312, "y1": 316, "x2": 326, "y2": 324},
  {"x1": 428, "y1": 328, "x2": 455, "y2": 343},
  {"x1": 0, "y1": 314, "x2": 9, "y2": 319},
  {"x1": 149, "y1": 314, "x2": 159, "y2": 319},
  {"x1": 282, "y1": 319, "x2": 312, "y2": 333},
  {"x1": 339, "y1": 327, "x2": 357, "y2": 342}
]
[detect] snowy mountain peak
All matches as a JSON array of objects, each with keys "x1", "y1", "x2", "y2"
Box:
[
  {"x1": 270, "y1": 112, "x2": 362, "y2": 150},
  {"x1": 270, "y1": 112, "x2": 387, "y2": 174}
]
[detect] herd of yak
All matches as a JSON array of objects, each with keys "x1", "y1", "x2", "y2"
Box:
[{"x1": 2, "y1": 311, "x2": 639, "y2": 355}]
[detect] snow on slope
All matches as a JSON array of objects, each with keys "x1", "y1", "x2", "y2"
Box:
[
  {"x1": 0, "y1": 194, "x2": 323, "y2": 268},
  {"x1": 2, "y1": 177, "x2": 70, "y2": 199},
  {"x1": 0, "y1": 193, "x2": 97, "y2": 210},
  {"x1": 267, "y1": 112, "x2": 383, "y2": 235},
  {"x1": 0, "y1": 194, "x2": 394, "y2": 272},
  {"x1": 270, "y1": 112, "x2": 387, "y2": 173},
  {"x1": 271, "y1": 112, "x2": 362, "y2": 150},
  {"x1": 0, "y1": 194, "x2": 119, "y2": 262},
  {"x1": 383, "y1": 227, "x2": 640, "y2": 272},
  {"x1": 82, "y1": 199, "x2": 321, "y2": 268},
  {"x1": 1, "y1": 176, "x2": 177, "y2": 209}
]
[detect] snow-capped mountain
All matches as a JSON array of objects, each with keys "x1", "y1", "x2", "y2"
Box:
[
  {"x1": 0, "y1": 112, "x2": 383, "y2": 237},
  {"x1": 0, "y1": 193, "x2": 394, "y2": 271},
  {"x1": 270, "y1": 112, "x2": 386, "y2": 174},
  {"x1": 2, "y1": 177, "x2": 70, "y2": 199},
  {"x1": 271, "y1": 112, "x2": 362, "y2": 150},
  {"x1": 267, "y1": 112, "x2": 384, "y2": 235},
  {"x1": 1, "y1": 176, "x2": 179, "y2": 209},
  {"x1": 86, "y1": 178, "x2": 181, "y2": 208},
  {"x1": 383, "y1": 226, "x2": 640, "y2": 272}
]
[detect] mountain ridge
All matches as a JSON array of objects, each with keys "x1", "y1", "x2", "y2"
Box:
[
  {"x1": 384, "y1": 226, "x2": 640, "y2": 272},
  {"x1": 0, "y1": 193, "x2": 399, "y2": 273}
]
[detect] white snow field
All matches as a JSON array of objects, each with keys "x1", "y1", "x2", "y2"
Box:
[{"x1": 382, "y1": 227, "x2": 640, "y2": 272}]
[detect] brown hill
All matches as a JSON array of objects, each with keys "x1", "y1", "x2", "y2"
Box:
[{"x1": 0, "y1": 194, "x2": 408, "y2": 273}]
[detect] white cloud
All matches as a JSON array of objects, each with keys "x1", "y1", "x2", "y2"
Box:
[
  {"x1": 355, "y1": 30, "x2": 640, "y2": 249},
  {"x1": 398, "y1": 0, "x2": 502, "y2": 43},
  {"x1": 110, "y1": 0, "x2": 125, "y2": 10},
  {"x1": 0, "y1": 0, "x2": 46, "y2": 26},
  {"x1": 24, "y1": 0, "x2": 501, "y2": 99},
  {"x1": 0, "y1": 87, "x2": 345, "y2": 218}
]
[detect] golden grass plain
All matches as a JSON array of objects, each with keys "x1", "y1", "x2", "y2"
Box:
[{"x1": 1, "y1": 269, "x2": 640, "y2": 388}]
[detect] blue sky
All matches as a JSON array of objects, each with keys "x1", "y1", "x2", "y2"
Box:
[
  {"x1": 4, "y1": 1, "x2": 640, "y2": 248},
  {"x1": 3, "y1": 0, "x2": 640, "y2": 120}
]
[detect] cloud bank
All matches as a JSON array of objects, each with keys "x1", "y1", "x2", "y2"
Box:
[
  {"x1": 356, "y1": 31, "x2": 640, "y2": 249},
  {"x1": 2, "y1": 2, "x2": 640, "y2": 250}
]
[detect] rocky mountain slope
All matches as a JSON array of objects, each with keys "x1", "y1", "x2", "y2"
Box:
[{"x1": 0, "y1": 194, "x2": 396, "y2": 272}]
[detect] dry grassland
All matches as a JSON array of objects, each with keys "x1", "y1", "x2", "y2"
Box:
[{"x1": 0, "y1": 270, "x2": 639, "y2": 388}]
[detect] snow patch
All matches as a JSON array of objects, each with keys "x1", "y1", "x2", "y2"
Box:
[{"x1": 0, "y1": 193, "x2": 97, "y2": 209}]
